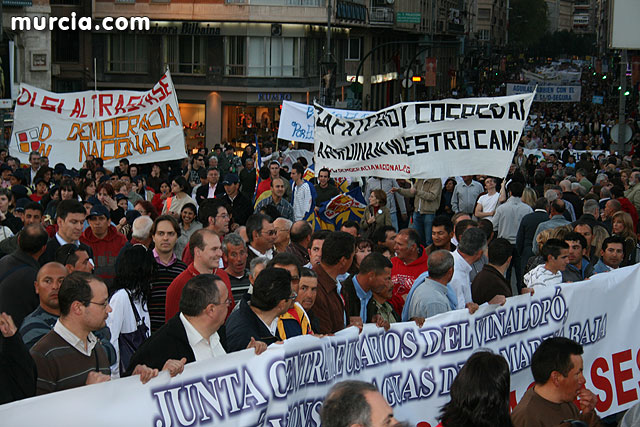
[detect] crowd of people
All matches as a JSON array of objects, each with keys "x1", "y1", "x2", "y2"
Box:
[{"x1": 0, "y1": 96, "x2": 638, "y2": 424}]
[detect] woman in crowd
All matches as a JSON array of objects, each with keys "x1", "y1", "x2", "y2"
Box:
[
  {"x1": 174, "y1": 203, "x2": 202, "y2": 259},
  {"x1": 521, "y1": 187, "x2": 537, "y2": 209},
  {"x1": 348, "y1": 238, "x2": 373, "y2": 275},
  {"x1": 133, "y1": 200, "x2": 158, "y2": 221},
  {"x1": 437, "y1": 351, "x2": 513, "y2": 427},
  {"x1": 611, "y1": 211, "x2": 637, "y2": 266},
  {"x1": 96, "y1": 182, "x2": 126, "y2": 225},
  {"x1": 106, "y1": 245, "x2": 153, "y2": 378},
  {"x1": 361, "y1": 189, "x2": 391, "y2": 239},
  {"x1": 43, "y1": 180, "x2": 77, "y2": 218},
  {"x1": 151, "y1": 179, "x2": 171, "y2": 215},
  {"x1": 162, "y1": 176, "x2": 196, "y2": 218},
  {"x1": 78, "y1": 178, "x2": 97, "y2": 201},
  {"x1": 437, "y1": 178, "x2": 457, "y2": 218}
]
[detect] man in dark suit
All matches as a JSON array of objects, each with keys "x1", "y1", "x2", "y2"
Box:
[
  {"x1": 38, "y1": 200, "x2": 93, "y2": 266},
  {"x1": 195, "y1": 167, "x2": 225, "y2": 206},
  {"x1": 126, "y1": 274, "x2": 265, "y2": 375},
  {"x1": 515, "y1": 197, "x2": 549, "y2": 280}
]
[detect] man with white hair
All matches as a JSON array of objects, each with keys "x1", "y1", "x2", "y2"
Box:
[
  {"x1": 560, "y1": 180, "x2": 582, "y2": 219},
  {"x1": 114, "y1": 215, "x2": 154, "y2": 270},
  {"x1": 624, "y1": 171, "x2": 640, "y2": 213},
  {"x1": 273, "y1": 217, "x2": 292, "y2": 253}
]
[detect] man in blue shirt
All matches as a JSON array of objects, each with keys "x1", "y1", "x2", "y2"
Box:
[{"x1": 341, "y1": 253, "x2": 392, "y2": 324}]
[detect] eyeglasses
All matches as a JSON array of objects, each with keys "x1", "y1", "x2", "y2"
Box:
[
  {"x1": 216, "y1": 213, "x2": 230, "y2": 219},
  {"x1": 88, "y1": 300, "x2": 109, "y2": 309},
  {"x1": 215, "y1": 298, "x2": 233, "y2": 307},
  {"x1": 286, "y1": 292, "x2": 298, "y2": 301},
  {"x1": 262, "y1": 229, "x2": 277, "y2": 236}
]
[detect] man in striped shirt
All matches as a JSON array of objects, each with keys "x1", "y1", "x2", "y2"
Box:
[{"x1": 523, "y1": 239, "x2": 570, "y2": 291}]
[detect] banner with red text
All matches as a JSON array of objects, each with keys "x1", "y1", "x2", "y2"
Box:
[
  {"x1": 1, "y1": 265, "x2": 638, "y2": 426},
  {"x1": 9, "y1": 71, "x2": 187, "y2": 170}
]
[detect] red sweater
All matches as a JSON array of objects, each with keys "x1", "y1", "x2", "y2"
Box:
[
  {"x1": 617, "y1": 197, "x2": 638, "y2": 233},
  {"x1": 80, "y1": 225, "x2": 127, "y2": 283},
  {"x1": 390, "y1": 249, "x2": 429, "y2": 314},
  {"x1": 164, "y1": 262, "x2": 234, "y2": 322}
]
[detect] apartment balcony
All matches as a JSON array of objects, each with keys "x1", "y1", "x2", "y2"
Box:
[{"x1": 370, "y1": 6, "x2": 394, "y2": 26}]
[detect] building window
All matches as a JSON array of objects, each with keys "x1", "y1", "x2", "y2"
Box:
[
  {"x1": 107, "y1": 34, "x2": 149, "y2": 73},
  {"x1": 247, "y1": 37, "x2": 301, "y2": 77},
  {"x1": 478, "y1": 8, "x2": 491, "y2": 21},
  {"x1": 164, "y1": 35, "x2": 204, "y2": 75},
  {"x1": 224, "y1": 36, "x2": 246, "y2": 76},
  {"x1": 347, "y1": 38, "x2": 361, "y2": 60},
  {"x1": 52, "y1": 29, "x2": 79, "y2": 63},
  {"x1": 478, "y1": 29, "x2": 490, "y2": 41}
]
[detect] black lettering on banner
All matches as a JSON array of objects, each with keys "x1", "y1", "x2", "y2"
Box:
[
  {"x1": 477, "y1": 105, "x2": 491, "y2": 119},
  {"x1": 355, "y1": 118, "x2": 366, "y2": 135},
  {"x1": 373, "y1": 142, "x2": 387, "y2": 156},
  {"x1": 415, "y1": 103, "x2": 430, "y2": 124},
  {"x1": 403, "y1": 136, "x2": 414, "y2": 156},
  {"x1": 341, "y1": 121, "x2": 356, "y2": 137},
  {"x1": 520, "y1": 99, "x2": 526, "y2": 119},
  {"x1": 431, "y1": 104, "x2": 445, "y2": 122},
  {"x1": 490, "y1": 130, "x2": 501, "y2": 150},
  {"x1": 330, "y1": 117, "x2": 345, "y2": 135},
  {"x1": 490, "y1": 103, "x2": 505, "y2": 119},
  {"x1": 375, "y1": 111, "x2": 389, "y2": 128},
  {"x1": 474, "y1": 129, "x2": 487, "y2": 148},
  {"x1": 508, "y1": 102, "x2": 521, "y2": 120},
  {"x1": 430, "y1": 132, "x2": 442, "y2": 151},
  {"x1": 388, "y1": 138, "x2": 406, "y2": 155},
  {"x1": 317, "y1": 114, "x2": 332, "y2": 133},
  {"x1": 414, "y1": 134, "x2": 429, "y2": 154},
  {"x1": 446, "y1": 104, "x2": 460, "y2": 119},
  {"x1": 443, "y1": 131, "x2": 457, "y2": 150},
  {"x1": 502, "y1": 130, "x2": 517, "y2": 151},
  {"x1": 363, "y1": 115, "x2": 375, "y2": 132},
  {"x1": 400, "y1": 105, "x2": 410, "y2": 128},
  {"x1": 457, "y1": 131, "x2": 470, "y2": 149},
  {"x1": 387, "y1": 109, "x2": 400, "y2": 127},
  {"x1": 461, "y1": 104, "x2": 475, "y2": 119}
]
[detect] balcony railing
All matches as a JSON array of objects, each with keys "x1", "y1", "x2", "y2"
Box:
[{"x1": 370, "y1": 7, "x2": 394, "y2": 25}]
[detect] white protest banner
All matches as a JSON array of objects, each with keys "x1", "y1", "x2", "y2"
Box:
[
  {"x1": 314, "y1": 93, "x2": 535, "y2": 180},
  {"x1": 507, "y1": 83, "x2": 581, "y2": 102},
  {"x1": 9, "y1": 71, "x2": 186, "y2": 170},
  {"x1": 2, "y1": 265, "x2": 639, "y2": 426},
  {"x1": 277, "y1": 100, "x2": 372, "y2": 143},
  {"x1": 523, "y1": 148, "x2": 608, "y2": 161}
]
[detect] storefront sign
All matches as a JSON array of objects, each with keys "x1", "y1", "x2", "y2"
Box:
[
  {"x1": 9, "y1": 71, "x2": 187, "y2": 169},
  {"x1": 1, "y1": 265, "x2": 639, "y2": 425},
  {"x1": 257, "y1": 92, "x2": 292, "y2": 102}
]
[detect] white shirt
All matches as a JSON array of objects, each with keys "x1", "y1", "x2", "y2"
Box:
[
  {"x1": 476, "y1": 192, "x2": 500, "y2": 222},
  {"x1": 106, "y1": 289, "x2": 150, "y2": 378},
  {"x1": 249, "y1": 245, "x2": 274, "y2": 260},
  {"x1": 53, "y1": 319, "x2": 98, "y2": 357},
  {"x1": 449, "y1": 250, "x2": 473, "y2": 309},
  {"x1": 179, "y1": 313, "x2": 226, "y2": 362},
  {"x1": 523, "y1": 264, "x2": 563, "y2": 290},
  {"x1": 258, "y1": 315, "x2": 279, "y2": 337}
]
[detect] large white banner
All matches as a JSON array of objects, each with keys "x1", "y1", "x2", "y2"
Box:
[
  {"x1": 507, "y1": 84, "x2": 581, "y2": 102},
  {"x1": 277, "y1": 100, "x2": 372, "y2": 143},
  {"x1": 2, "y1": 265, "x2": 639, "y2": 426},
  {"x1": 9, "y1": 71, "x2": 187, "y2": 170},
  {"x1": 314, "y1": 93, "x2": 535, "y2": 180}
]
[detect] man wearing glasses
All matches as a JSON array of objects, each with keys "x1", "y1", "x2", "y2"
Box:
[
  {"x1": 245, "y1": 213, "x2": 277, "y2": 264},
  {"x1": 127, "y1": 274, "x2": 266, "y2": 376},
  {"x1": 165, "y1": 229, "x2": 233, "y2": 322},
  {"x1": 225, "y1": 267, "x2": 295, "y2": 352},
  {"x1": 30, "y1": 272, "x2": 158, "y2": 394}
]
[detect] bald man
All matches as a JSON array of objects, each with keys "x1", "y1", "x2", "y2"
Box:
[{"x1": 273, "y1": 217, "x2": 292, "y2": 253}]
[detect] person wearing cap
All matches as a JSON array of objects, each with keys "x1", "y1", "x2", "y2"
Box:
[
  {"x1": 52, "y1": 164, "x2": 66, "y2": 186},
  {"x1": 219, "y1": 173, "x2": 252, "y2": 228},
  {"x1": 29, "y1": 178, "x2": 49, "y2": 203},
  {"x1": 79, "y1": 204, "x2": 127, "y2": 285}
]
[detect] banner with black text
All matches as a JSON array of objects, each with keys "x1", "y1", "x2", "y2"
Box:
[
  {"x1": 1, "y1": 264, "x2": 638, "y2": 426},
  {"x1": 314, "y1": 93, "x2": 535, "y2": 180}
]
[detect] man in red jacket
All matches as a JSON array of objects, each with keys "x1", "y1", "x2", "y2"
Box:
[
  {"x1": 165, "y1": 229, "x2": 233, "y2": 321},
  {"x1": 390, "y1": 228, "x2": 428, "y2": 314},
  {"x1": 79, "y1": 205, "x2": 127, "y2": 284}
]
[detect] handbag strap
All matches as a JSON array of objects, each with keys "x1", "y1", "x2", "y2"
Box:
[{"x1": 126, "y1": 291, "x2": 142, "y2": 324}]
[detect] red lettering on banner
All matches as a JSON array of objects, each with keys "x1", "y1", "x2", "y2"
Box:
[
  {"x1": 126, "y1": 96, "x2": 141, "y2": 112},
  {"x1": 16, "y1": 87, "x2": 32, "y2": 106},
  {"x1": 114, "y1": 95, "x2": 127, "y2": 115},
  {"x1": 592, "y1": 356, "x2": 613, "y2": 412},
  {"x1": 41, "y1": 96, "x2": 58, "y2": 112},
  {"x1": 612, "y1": 350, "x2": 638, "y2": 405},
  {"x1": 70, "y1": 98, "x2": 88, "y2": 118},
  {"x1": 99, "y1": 94, "x2": 113, "y2": 116},
  {"x1": 591, "y1": 348, "x2": 640, "y2": 412}
]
